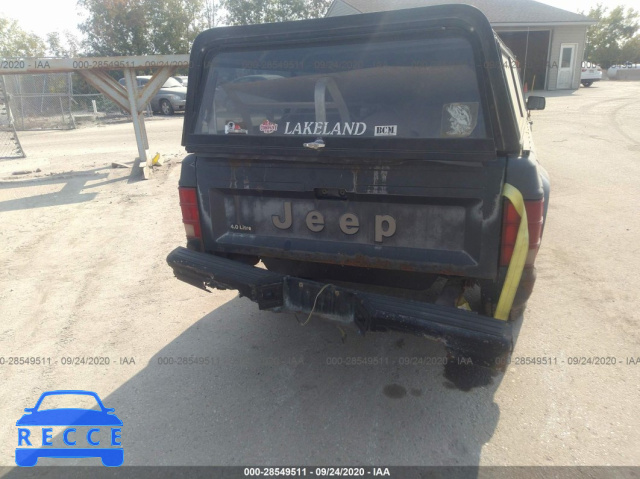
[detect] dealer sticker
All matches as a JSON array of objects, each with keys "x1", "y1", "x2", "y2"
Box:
[
  {"x1": 225, "y1": 121, "x2": 248, "y2": 135},
  {"x1": 374, "y1": 125, "x2": 398, "y2": 137},
  {"x1": 442, "y1": 102, "x2": 479, "y2": 138},
  {"x1": 259, "y1": 120, "x2": 278, "y2": 134}
]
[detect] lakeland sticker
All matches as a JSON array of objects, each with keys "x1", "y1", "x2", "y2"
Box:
[
  {"x1": 259, "y1": 120, "x2": 278, "y2": 134},
  {"x1": 284, "y1": 122, "x2": 366, "y2": 136}
]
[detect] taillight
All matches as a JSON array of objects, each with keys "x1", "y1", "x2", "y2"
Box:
[
  {"x1": 500, "y1": 198, "x2": 544, "y2": 266},
  {"x1": 179, "y1": 187, "x2": 202, "y2": 240},
  {"x1": 582, "y1": 68, "x2": 587, "y2": 72}
]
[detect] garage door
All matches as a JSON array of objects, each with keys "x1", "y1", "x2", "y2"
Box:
[{"x1": 498, "y1": 30, "x2": 550, "y2": 91}]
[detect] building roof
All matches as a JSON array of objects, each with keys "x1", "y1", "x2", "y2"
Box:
[{"x1": 328, "y1": 0, "x2": 594, "y2": 25}]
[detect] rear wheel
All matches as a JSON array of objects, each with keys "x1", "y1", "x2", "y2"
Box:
[
  {"x1": 160, "y1": 99, "x2": 174, "y2": 115},
  {"x1": 509, "y1": 302, "x2": 527, "y2": 321},
  {"x1": 582, "y1": 81, "x2": 593, "y2": 87}
]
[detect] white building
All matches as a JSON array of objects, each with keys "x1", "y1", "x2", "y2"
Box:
[{"x1": 327, "y1": 0, "x2": 596, "y2": 90}]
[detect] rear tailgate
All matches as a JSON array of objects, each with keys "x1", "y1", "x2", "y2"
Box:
[
  {"x1": 197, "y1": 156, "x2": 505, "y2": 279},
  {"x1": 183, "y1": 5, "x2": 518, "y2": 281}
]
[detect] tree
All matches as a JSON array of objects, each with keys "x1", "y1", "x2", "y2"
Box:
[
  {"x1": 583, "y1": 4, "x2": 640, "y2": 68},
  {"x1": 0, "y1": 15, "x2": 46, "y2": 57},
  {"x1": 78, "y1": 0, "x2": 213, "y2": 56},
  {"x1": 147, "y1": 0, "x2": 212, "y2": 54},
  {"x1": 222, "y1": 0, "x2": 332, "y2": 26},
  {"x1": 620, "y1": 35, "x2": 640, "y2": 63},
  {"x1": 45, "y1": 31, "x2": 81, "y2": 57},
  {"x1": 203, "y1": 0, "x2": 221, "y2": 29},
  {"x1": 78, "y1": 0, "x2": 152, "y2": 56}
]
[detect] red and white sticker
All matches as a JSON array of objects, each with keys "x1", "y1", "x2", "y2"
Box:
[
  {"x1": 259, "y1": 120, "x2": 278, "y2": 134},
  {"x1": 225, "y1": 121, "x2": 248, "y2": 135}
]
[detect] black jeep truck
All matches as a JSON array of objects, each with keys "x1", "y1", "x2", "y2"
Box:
[{"x1": 167, "y1": 5, "x2": 550, "y2": 371}]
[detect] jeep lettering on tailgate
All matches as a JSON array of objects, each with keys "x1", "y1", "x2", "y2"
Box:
[{"x1": 271, "y1": 201, "x2": 396, "y2": 243}]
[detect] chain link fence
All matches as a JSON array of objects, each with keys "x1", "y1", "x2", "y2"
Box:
[
  {"x1": 3, "y1": 73, "x2": 75, "y2": 130},
  {"x1": 70, "y1": 93, "x2": 126, "y2": 118},
  {"x1": 2, "y1": 72, "x2": 147, "y2": 131},
  {"x1": 0, "y1": 76, "x2": 26, "y2": 159}
]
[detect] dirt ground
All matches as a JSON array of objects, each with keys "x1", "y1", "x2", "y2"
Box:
[{"x1": 0, "y1": 81, "x2": 639, "y2": 469}]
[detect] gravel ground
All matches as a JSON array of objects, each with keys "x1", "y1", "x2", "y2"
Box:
[{"x1": 0, "y1": 81, "x2": 638, "y2": 469}]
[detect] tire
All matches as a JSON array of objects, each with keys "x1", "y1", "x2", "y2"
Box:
[
  {"x1": 159, "y1": 99, "x2": 175, "y2": 115},
  {"x1": 444, "y1": 359, "x2": 498, "y2": 390},
  {"x1": 582, "y1": 81, "x2": 593, "y2": 87},
  {"x1": 509, "y1": 302, "x2": 527, "y2": 321}
]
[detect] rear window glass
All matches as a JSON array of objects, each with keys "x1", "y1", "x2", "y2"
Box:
[{"x1": 195, "y1": 36, "x2": 486, "y2": 140}]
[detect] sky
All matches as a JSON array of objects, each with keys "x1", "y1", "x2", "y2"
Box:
[{"x1": 1, "y1": 0, "x2": 639, "y2": 41}]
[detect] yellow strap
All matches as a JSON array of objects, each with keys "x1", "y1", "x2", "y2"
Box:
[{"x1": 494, "y1": 183, "x2": 529, "y2": 321}]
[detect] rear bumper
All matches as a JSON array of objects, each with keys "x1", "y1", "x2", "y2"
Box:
[{"x1": 167, "y1": 247, "x2": 513, "y2": 370}]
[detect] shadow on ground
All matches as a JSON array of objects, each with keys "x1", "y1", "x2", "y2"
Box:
[
  {"x1": 0, "y1": 167, "x2": 129, "y2": 212},
  {"x1": 4, "y1": 294, "x2": 507, "y2": 475}
]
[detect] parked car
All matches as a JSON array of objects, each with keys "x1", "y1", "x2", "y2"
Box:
[
  {"x1": 581, "y1": 62, "x2": 602, "y2": 87},
  {"x1": 173, "y1": 76, "x2": 189, "y2": 87},
  {"x1": 230, "y1": 74, "x2": 284, "y2": 84},
  {"x1": 118, "y1": 76, "x2": 187, "y2": 115},
  {"x1": 607, "y1": 62, "x2": 640, "y2": 79}
]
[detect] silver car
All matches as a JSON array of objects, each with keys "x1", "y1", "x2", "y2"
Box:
[
  {"x1": 173, "y1": 76, "x2": 189, "y2": 87},
  {"x1": 119, "y1": 76, "x2": 187, "y2": 115}
]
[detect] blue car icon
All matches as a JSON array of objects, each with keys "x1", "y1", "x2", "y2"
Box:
[{"x1": 15, "y1": 390, "x2": 123, "y2": 467}]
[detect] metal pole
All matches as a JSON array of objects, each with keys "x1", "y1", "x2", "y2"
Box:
[
  {"x1": 59, "y1": 95, "x2": 65, "y2": 126},
  {"x1": 524, "y1": 27, "x2": 530, "y2": 89},
  {"x1": 1, "y1": 76, "x2": 14, "y2": 124},
  {"x1": 69, "y1": 73, "x2": 76, "y2": 129},
  {"x1": 41, "y1": 74, "x2": 46, "y2": 113},
  {"x1": 18, "y1": 77, "x2": 25, "y2": 130},
  {"x1": 139, "y1": 111, "x2": 149, "y2": 150},
  {"x1": 0, "y1": 75, "x2": 25, "y2": 158},
  {"x1": 123, "y1": 68, "x2": 149, "y2": 179}
]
